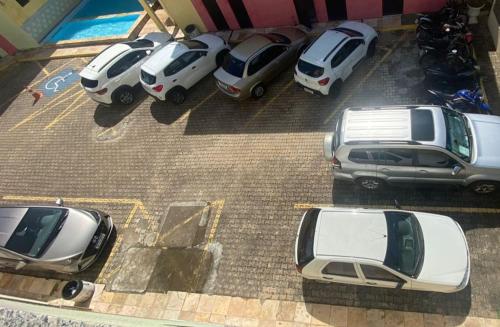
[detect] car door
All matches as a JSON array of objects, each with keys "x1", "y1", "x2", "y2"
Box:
[
  {"x1": 358, "y1": 264, "x2": 409, "y2": 289},
  {"x1": 375, "y1": 148, "x2": 416, "y2": 183},
  {"x1": 319, "y1": 261, "x2": 364, "y2": 285},
  {"x1": 330, "y1": 39, "x2": 364, "y2": 81},
  {"x1": 414, "y1": 149, "x2": 465, "y2": 185},
  {"x1": 247, "y1": 45, "x2": 288, "y2": 85},
  {"x1": 178, "y1": 51, "x2": 208, "y2": 89},
  {"x1": 107, "y1": 50, "x2": 149, "y2": 87}
]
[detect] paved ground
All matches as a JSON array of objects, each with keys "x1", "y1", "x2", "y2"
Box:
[{"x1": 0, "y1": 29, "x2": 499, "y2": 320}]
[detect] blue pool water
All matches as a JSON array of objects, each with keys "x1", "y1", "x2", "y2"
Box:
[
  {"x1": 48, "y1": 14, "x2": 140, "y2": 43},
  {"x1": 74, "y1": 0, "x2": 143, "y2": 19}
]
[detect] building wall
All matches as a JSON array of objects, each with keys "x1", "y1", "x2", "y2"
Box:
[
  {"x1": 242, "y1": 0, "x2": 299, "y2": 27},
  {"x1": 0, "y1": 10, "x2": 38, "y2": 55},
  {"x1": 159, "y1": 0, "x2": 209, "y2": 32},
  {"x1": 1, "y1": 0, "x2": 48, "y2": 25}
]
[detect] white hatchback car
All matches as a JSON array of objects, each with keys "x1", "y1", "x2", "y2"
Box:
[
  {"x1": 295, "y1": 207, "x2": 470, "y2": 293},
  {"x1": 140, "y1": 34, "x2": 229, "y2": 104},
  {"x1": 294, "y1": 21, "x2": 378, "y2": 97},
  {"x1": 80, "y1": 32, "x2": 171, "y2": 105}
]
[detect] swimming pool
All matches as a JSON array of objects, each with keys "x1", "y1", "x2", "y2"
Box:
[{"x1": 44, "y1": 0, "x2": 143, "y2": 43}]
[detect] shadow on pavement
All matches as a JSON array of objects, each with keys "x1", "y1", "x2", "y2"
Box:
[
  {"x1": 150, "y1": 99, "x2": 190, "y2": 125},
  {"x1": 93, "y1": 91, "x2": 147, "y2": 127}
]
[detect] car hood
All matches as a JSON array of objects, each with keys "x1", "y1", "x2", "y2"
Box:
[
  {"x1": 40, "y1": 209, "x2": 98, "y2": 261},
  {"x1": 213, "y1": 67, "x2": 242, "y2": 86},
  {"x1": 415, "y1": 212, "x2": 469, "y2": 287},
  {"x1": 466, "y1": 113, "x2": 500, "y2": 168}
]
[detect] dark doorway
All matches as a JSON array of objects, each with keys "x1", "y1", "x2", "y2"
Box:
[
  {"x1": 383, "y1": 0, "x2": 403, "y2": 15},
  {"x1": 293, "y1": 0, "x2": 317, "y2": 28},
  {"x1": 202, "y1": 0, "x2": 229, "y2": 30},
  {"x1": 228, "y1": 0, "x2": 253, "y2": 28},
  {"x1": 326, "y1": 0, "x2": 347, "y2": 20}
]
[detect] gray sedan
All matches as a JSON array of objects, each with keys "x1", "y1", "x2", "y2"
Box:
[
  {"x1": 0, "y1": 199, "x2": 113, "y2": 273},
  {"x1": 214, "y1": 28, "x2": 308, "y2": 99}
]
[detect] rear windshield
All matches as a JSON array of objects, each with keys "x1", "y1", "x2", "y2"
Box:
[
  {"x1": 124, "y1": 39, "x2": 154, "y2": 48},
  {"x1": 141, "y1": 70, "x2": 156, "y2": 85},
  {"x1": 333, "y1": 27, "x2": 363, "y2": 37},
  {"x1": 5, "y1": 208, "x2": 68, "y2": 258},
  {"x1": 297, "y1": 59, "x2": 324, "y2": 78},
  {"x1": 267, "y1": 33, "x2": 291, "y2": 44},
  {"x1": 81, "y1": 77, "x2": 98, "y2": 88},
  {"x1": 179, "y1": 40, "x2": 208, "y2": 49},
  {"x1": 222, "y1": 54, "x2": 246, "y2": 78},
  {"x1": 296, "y1": 208, "x2": 320, "y2": 267}
]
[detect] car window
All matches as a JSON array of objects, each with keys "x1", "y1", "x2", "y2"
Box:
[
  {"x1": 107, "y1": 50, "x2": 148, "y2": 78},
  {"x1": 348, "y1": 148, "x2": 380, "y2": 164},
  {"x1": 222, "y1": 54, "x2": 246, "y2": 78},
  {"x1": 378, "y1": 149, "x2": 414, "y2": 166},
  {"x1": 164, "y1": 51, "x2": 204, "y2": 76},
  {"x1": 322, "y1": 262, "x2": 357, "y2": 277},
  {"x1": 331, "y1": 39, "x2": 362, "y2": 68},
  {"x1": 248, "y1": 45, "x2": 287, "y2": 76},
  {"x1": 360, "y1": 264, "x2": 402, "y2": 282},
  {"x1": 297, "y1": 59, "x2": 324, "y2": 78},
  {"x1": 416, "y1": 150, "x2": 457, "y2": 168}
]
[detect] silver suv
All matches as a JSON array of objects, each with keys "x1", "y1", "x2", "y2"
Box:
[{"x1": 323, "y1": 106, "x2": 500, "y2": 194}]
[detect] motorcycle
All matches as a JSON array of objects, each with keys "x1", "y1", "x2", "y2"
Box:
[{"x1": 427, "y1": 88, "x2": 491, "y2": 114}]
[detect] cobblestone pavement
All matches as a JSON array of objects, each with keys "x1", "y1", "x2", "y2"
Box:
[{"x1": 0, "y1": 30, "x2": 499, "y2": 319}]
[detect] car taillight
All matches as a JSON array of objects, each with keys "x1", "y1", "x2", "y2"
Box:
[
  {"x1": 96, "y1": 88, "x2": 107, "y2": 95},
  {"x1": 228, "y1": 85, "x2": 240, "y2": 94},
  {"x1": 296, "y1": 264, "x2": 303, "y2": 273},
  {"x1": 318, "y1": 77, "x2": 330, "y2": 86},
  {"x1": 153, "y1": 85, "x2": 163, "y2": 92},
  {"x1": 332, "y1": 156, "x2": 341, "y2": 169}
]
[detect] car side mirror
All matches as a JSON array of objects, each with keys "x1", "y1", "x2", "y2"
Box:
[
  {"x1": 56, "y1": 198, "x2": 64, "y2": 206},
  {"x1": 15, "y1": 261, "x2": 27, "y2": 270},
  {"x1": 451, "y1": 165, "x2": 462, "y2": 176}
]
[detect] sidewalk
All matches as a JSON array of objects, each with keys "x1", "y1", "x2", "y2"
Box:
[{"x1": 0, "y1": 272, "x2": 498, "y2": 327}]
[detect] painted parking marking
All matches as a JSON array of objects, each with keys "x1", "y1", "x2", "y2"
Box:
[
  {"x1": 42, "y1": 68, "x2": 80, "y2": 97},
  {"x1": 35, "y1": 61, "x2": 50, "y2": 76},
  {"x1": 293, "y1": 202, "x2": 500, "y2": 214},
  {"x1": 323, "y1": 32, "x2": 407, "y2": 125},
  {"x1": 178, "y1": 88, "x2": 219, "y2": 123},
  {"x1": 207, "y1": 199, "x2": 225, "y2": 245},
  {"x1": 44, "y1": 96, "x2": 90, "y2": 130},
  {"x1": 30, "y1": 59, "x2": 80, "y2": 88}
]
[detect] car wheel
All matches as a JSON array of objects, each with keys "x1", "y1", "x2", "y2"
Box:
[
  {"x1": 113, "y1": 87, "x2": 135, "y2": 105},
  {"x1": 169, "y1": 87, "x2": 186, "y2": 105},
  {"x1": 252, "y1": 84, "x2": 266, "y2": 99},
  {"x1": 328, "y1": 80, "x2": 342, "y2": 99},
  {"x1": 367, "y1": 38, "x2": 378, "y2": 58},
  {"x1": 357, "y1": 177, "x2": 384, "y2": 191},
  {"x1": 216, "y1": 49, "x2": 229, "y2": 66},
  {"x1": 469, "y1": 181, "x2": 497, "y2": 194}
]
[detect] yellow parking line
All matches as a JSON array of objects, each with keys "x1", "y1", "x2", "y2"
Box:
[
  {"x1": 44, "y1": 96, "x2": 89, "y2": 130},
  {"x1": 243, "y1": 79, "x2": 294, "y2": 129},
  {"x1": 207, "y1": 199, "x2": 225, "y2": 245},
  {"x1": 178, "y1": 88, "x2": 219, "y2": 123},
  {"x1": 378, "y1": 24, "x2": 416, "y2": 32},
  {"x1": 323, "y1": 32, "x2": 407, "y2": 125},
  {"x1": 30, "y1": 58, "x2": 79, "y2": 88},
  {"x1": 123, "y1": 204, "x2": 139, "y2": 228},
  {"x1": 35, "y1": 61, "x2": 50, "y2": 76},
  {"x1": 293, "y1": 203, "x2": 500, "y2": 214},
  {"x1": 9, "y1": 85, "x2": 83, "y2": 131},
  {"x1": 96, "y1": 127, "x2": 115, "y2": 138},
  {"x1": 157, "y1": 207, "x2": 206, "y2": 243}
]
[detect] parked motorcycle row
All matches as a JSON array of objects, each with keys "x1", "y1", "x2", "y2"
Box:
[{"x1": 416, "y1": 1, "x2": 491, "y2": 114}]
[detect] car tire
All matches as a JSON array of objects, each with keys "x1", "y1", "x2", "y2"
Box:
[
  {"x1": 328, "y1": 80, "x2": 342, "y2": 99},
  {"x1": 113, "y1": 86, "x2": 135, "y2": 105},
  {"x1": 168, "y1": 87, "x2": 186, "y2": 105},
  {"x1": 367, "y1": 38, "x2": 378, "y2": 58},
  {"x1": 251, "y1": 83, "x2": 266, "y2": 99},
  {"x1": 356, "y1": 177, "x2": 384, "y2": 191},
  {"x1": 468, "y1": 181, "x2": 498, "y2": 195},
  {"x1": 216, "y1": 49, "x2": 229, "y2": 66}
]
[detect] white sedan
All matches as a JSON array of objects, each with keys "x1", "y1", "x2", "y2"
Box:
[
  {"x1": 294, "y1": 21, "x2": 378, "y2": 97},
  {"x1": 295, "y1": 207, "x2": 470, "y2": 293}
]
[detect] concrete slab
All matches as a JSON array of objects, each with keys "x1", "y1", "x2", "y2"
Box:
[
  {"x1": 147, "y1": 248, "x2": 212, "y2": 293},
  {"x1": 111, "y1": 248, "x2": 161, "y2": 293},
  {"x1": 156, "y1": 205, "x2": 208, "y2": 248}
]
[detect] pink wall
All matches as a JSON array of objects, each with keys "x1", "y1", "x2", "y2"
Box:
[
  {"x1": 191, "y1": 0, "x2": 217, "y2": 32},
  {"x1": 346, "y1": 0, "x2": 382, "y2": 20},
  {"x1": 314, "y1": 0, "x2": 328, "y2": 23},
  {"x1": 404, "y1": 0, "x2": 448, "y2": 14},
  {"x1": 243, "y1": 0, "x2": 298, "y2": 27},
  {"x1": 216, "y1": 0, "x2": 241, "y2": 30},
  {"x1": 0, "y1": 34, "x2": 16, "y2": 55}
]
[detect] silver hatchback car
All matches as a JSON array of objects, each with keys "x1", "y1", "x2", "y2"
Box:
[
  {"x1": 324, "y1": 105, "x2": 500, "y2": 194},
  {"x1": 0, "y1": 199, "x2": 113, "y2": 273}
]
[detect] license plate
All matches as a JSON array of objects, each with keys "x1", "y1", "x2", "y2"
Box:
[
  {"x1": 94, "y1": 233, "x2": 106, "y2": 249},
  {"x1": 304, "y1": 88, "x2": 314, "y2": 94}
]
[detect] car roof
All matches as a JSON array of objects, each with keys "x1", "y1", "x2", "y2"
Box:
[
  {"x1": 0, "y1": 207, "x2": 27, "y2": 247},
  {"x1": 85, "y1": 43, "x2": 131, "y2": 73},
  {"x1": 340, "y1": 106, "x2": 446, "y2": 148},
  {"x1": 231, "y1": 34, "x2": 273, "y2": 61},
  {"x1": 141, "y1": 41, "x2": 189, "y2": 74},
  {"x1": 300, "y1": 30, "x2": 348, "y2": 66},
  {"x1": 314, "y1": 208, "x2": 388, "y2": 262}
]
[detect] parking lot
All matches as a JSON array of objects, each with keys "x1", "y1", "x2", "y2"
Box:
[{"x1": 0, "y1": 29, "x2": 499, "y2": 319}]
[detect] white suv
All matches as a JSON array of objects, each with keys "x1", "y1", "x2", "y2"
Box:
[
  {"x1": 140, "y1": 34, "x2": 229, "y2": 104},
  {"x1": 80, "y1": 33, "x2": 171, "y2": 105},
  {"x1": 294, "y1": 21, "x2": 377, "y2": 97},
  {"x1": 295, "y1": 207, "x2": 470, "y2": 293}
]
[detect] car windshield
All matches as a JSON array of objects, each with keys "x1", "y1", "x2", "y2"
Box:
[
  {"x1": 5, "y1": 208, "x2": 68, "y2": 258},
  {"x1": 384, "y1": 211, "x2": 424, "y2": 278},
  {"x1": 442, "y1": 108, "x2": 471, "y2": 162},
  {"x1": 222, "y1": 54, "x2": 246, "y2": 78}
]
